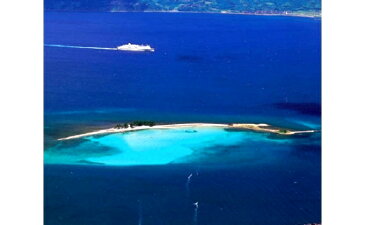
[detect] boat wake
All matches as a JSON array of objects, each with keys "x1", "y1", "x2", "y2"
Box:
[
  {"x1": 193, "y1": 202, "x2": 199, "y2": 225},
  {"x1": 138, "y1": 200, "x2": 143, "y2": 225},
  {"x1": 45, "y1": 44, "x2": 117, "y2": 50},
  {"x1": 186, "y1": 173, "x2": 193, "y2": 197}
]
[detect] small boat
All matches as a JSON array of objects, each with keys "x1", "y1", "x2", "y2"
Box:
[
  {"x1": 117, "y1": 43, "x2": 155, "y2": 52},
  {"x1": 193, "y1": 202, "x2": 199, "y2": 208}
]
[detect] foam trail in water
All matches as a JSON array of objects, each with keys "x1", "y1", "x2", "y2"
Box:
[
  {"x1": 45, "y1": 44, "x2": 117, "y2": 50},
  {"x1": 138, "y1": 200, "x2": 143, "y2": 225},
  {"x1": 193, "y1": 202, "x2": 199, "y2": 225},
  {"x1": 186, "y1": 173, "x2": 193, "y2": 197}
]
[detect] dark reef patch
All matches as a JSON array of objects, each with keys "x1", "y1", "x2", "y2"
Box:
[
  {"x1": 47, "y1": 139, "x2": 120, "y2": 157},
  {"x1": 273, "y1": 102, "x2": 321, "y2": 116},
  {"x1": 184, "y1": 129, "x2": 197, "y2": 133},
  {"x1": 77, "y1": 160, "x2": 105, "y2": 165}
]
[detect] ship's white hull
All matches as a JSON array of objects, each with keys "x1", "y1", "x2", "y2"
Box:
[
  {"x1": 117, "y1": 48, "x2": 154, "y2": 52},
  {"x1": 117, "y1": 43, "x2": 155, "y2": 52}
]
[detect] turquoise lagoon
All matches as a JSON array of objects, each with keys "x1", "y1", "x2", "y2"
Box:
[{"x1": 44, "y1": 127, "x2": 291, "y2": 166}]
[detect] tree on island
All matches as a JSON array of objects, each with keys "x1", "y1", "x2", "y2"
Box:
[
  {"x1": 130, "y1": 121, "x2": 155, "y2": 127},
  {"x1": 115, "y1": 121, "x2": 156, "y2": 129},
  {"x1": 114, "y1": 124, "x2": 122, "y2": 129},
  {"x1": 279, "y1": 129, "x2": 288, "y2": 134}
]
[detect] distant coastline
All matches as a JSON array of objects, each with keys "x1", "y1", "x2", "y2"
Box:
[
  {"x1": 109, "y1": 10, "x2": 321, "y2": 18},
  {"x1": 58, "y1": 122, "x2": 317, "y2": 141},
  {"x1": 45, "y1": 0, "x2": 321, "y2": 18},
  {"x1": 45, "y1": 10, "x2": 321, "y2": 18}
]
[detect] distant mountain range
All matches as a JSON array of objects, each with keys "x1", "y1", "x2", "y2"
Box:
[{"x1": 45, "y1": 0, "x2": 321, "y2": 16}]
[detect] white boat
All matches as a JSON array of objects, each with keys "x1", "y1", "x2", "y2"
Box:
[{"x1": 117, "y1": 43, "x2": 155, "y2": 52}]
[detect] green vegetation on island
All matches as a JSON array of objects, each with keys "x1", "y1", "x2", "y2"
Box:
[
  {"x1": 114, "y1": 121, "x2": 156, "y2": 129},
  {"x1": 45, "y1": 0, "x2": 321, "y2": 16},
  {"x1": 279, "y1": 129, "x2": 288, "y2": 134}
]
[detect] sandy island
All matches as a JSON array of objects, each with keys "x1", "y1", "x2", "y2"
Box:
[{"x1": 57, "y1": 123, "x2": 317, "y2": 141}]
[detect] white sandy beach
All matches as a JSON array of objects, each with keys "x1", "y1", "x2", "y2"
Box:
[{"x1": 57, "y1": 123, "x2": 316, "y2": 141}]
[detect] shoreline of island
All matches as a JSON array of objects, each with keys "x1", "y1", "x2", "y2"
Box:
[
  {"x1": 108, "y1": 10, "x2": 321, "y2": 18},
  {"x1": 46, "y1": 10, "x2": 321, "y2": 18},
  {"x1": 57, "y1": 122, "x2": 317, "y2": 141}
]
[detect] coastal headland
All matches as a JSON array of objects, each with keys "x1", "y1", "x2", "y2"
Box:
[
  {"x1": 57, "y1": 122, "x2": 317, "y2": 141},
  {"x1": 45, "y1": 0, "x2": 321, "y2": 18}
]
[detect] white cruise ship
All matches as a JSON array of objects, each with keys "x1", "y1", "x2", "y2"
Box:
[{"x1": 117, "y1": 43, "x2": 155, "y2": 52}]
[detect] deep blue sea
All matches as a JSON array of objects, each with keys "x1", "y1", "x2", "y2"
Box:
[{"x1": 44, "y1": 12, "x2": 321, "y2": 225}]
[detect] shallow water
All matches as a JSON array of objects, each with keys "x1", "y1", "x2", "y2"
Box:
[{"x1": 44, "y1": 127, "x2": 296, "y2": 166}]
